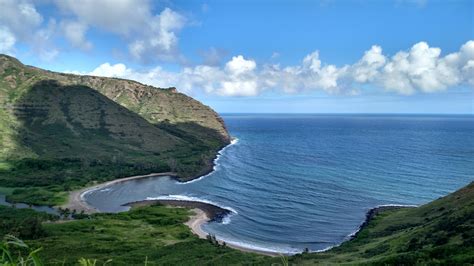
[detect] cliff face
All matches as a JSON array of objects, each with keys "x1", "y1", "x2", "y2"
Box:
[
  {"x1": 0, "y1": 54, "x2": 230, "y2": 205},
  {"x1": 0, "y1": 55, "x2": 230, "y2": 143}
]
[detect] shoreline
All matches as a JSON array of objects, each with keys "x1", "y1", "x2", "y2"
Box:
[
  {"x1": 57, "y1": 137, "x2": 416, "y2": 257},
  {"x1": 61, "y1": 172, "x2": 177, "y2": 213},
  {"x1": 62, "y1": 137, "x2": 237, "y2": 214},
  {"x1": 58, "y1": 180, "x2": 423, "y2": 258},
  {"x1": 56, "y1": 173, "x2": 418, "y2": 257},
  {"x1": 349, "y1": 204, "x2": 417, "y2": 240},
  {"x1": 126, "y1": 199, "x2": 278, "y2": 256},
  {"x1": 175, "y1": 138, "x2": 239, "y2": 184}
]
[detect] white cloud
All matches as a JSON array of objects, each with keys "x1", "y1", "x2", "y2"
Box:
[
  {"x1": 55, "y1": 1, "x2": 186, "y2": 62},
  {"x1": 0, "y1": 26, "x2": 16, "y2": 55},
  {"x1": 61, "y1": 21, "x2": 92, "y2": 50},
  {"x1": 378, "y1": 41, "x2": 473, "y2": 94},
  {"x1": 225, "y1": 55, "x2": 256, "y2": 75},
  {"x1": 0, "y1": 0, "x2": 59, "y2": 60},
  {"x1": 351, "y1": 45, "x2": 386, "y2": 83},
  {"x1": 89, "y1": 63, "x2": 132, "y2": 77},
  {"x1": 75, "y1": 40, "x2": 474, "y2": 97},
  {"x1": 218, "y1": 56, "x2": 259, "y2": 96},
  {"x1": 0, "y1": 0, "x2": 43, "y2": 39},
  {"x1": 54, "y1": 0, "x2": 150, "y2": 35},
  {"x1": 128, "y1": 8, "x2": 186, "y2": 61}
]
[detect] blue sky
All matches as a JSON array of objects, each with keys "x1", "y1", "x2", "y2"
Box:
[{"x1": 1, "y1": 0, "x2": 473, "y2": 113}]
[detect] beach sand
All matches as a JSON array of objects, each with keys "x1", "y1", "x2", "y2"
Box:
[
  {"x1": 186, "y1": 208, "x2": 279, "y2": 257},
  {"x1": 61, "y1": 172, "x2": 176, "y2": 213},
  {"x1": 185, "y1": 208, "x2": 210, "y2": 239},
  {"x1": 62, "y1": 172, "x2": 279, "y2": 256},
  {"x1": 129, "y1": 199, "x2": 279, "y2": 257}
]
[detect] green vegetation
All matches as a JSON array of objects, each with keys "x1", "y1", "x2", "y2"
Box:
[
  {"x1": 290, "y1": 181, "x2": 474, "y2": 264},
  {"x1": 0, "y1": 55, "x2": 472, "y2": 264},
  {"x1": 1, "y1": 235, "x2": 43, "y2": 266},
  {"x1": 0, "y1": 54, "x2": 230, "y2": 206},
  {"x1": 0, "y1": 206, "x2": 57, "y2": 240},
  {"x1": 1, "y1": 182, "x2": 473, "y2": 265},
  {"x1": 1, "y1": 204, "x2": 268, "y2": 265}
]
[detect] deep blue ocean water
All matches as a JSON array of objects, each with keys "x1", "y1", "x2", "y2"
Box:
[{"x1": 85, "y1": 114, "x2": 474, "y2": 253}]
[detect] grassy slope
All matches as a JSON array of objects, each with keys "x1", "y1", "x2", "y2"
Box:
[
  {"x1": 1, "y1": 182, "x2": 472, "y2": 265},
  {"x1": 290, "y1": 182, "x2": 474, "y2": 265},
  {"x1": 1, "y1": 205, "x2": 268, "y2": 265},
  {"x1": 0, "y1": 55, "x2": 230, "y2": 205}
]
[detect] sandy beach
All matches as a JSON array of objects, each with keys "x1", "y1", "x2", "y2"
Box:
[
  {"x1": 185, "y1": 208, "x2": 210, "y2": 239},
  {"x1": 185, "y1": 208, "x2": 278, "y2": 257},
  {"x1": 61, "y1": 172, "x2": 176, "y2": 213},
  {"x1": 61, "y1": 171, "x2": 279, "y2": 256},
  {"x1": 128, "y1": 199, "x2": 279, "y2": 256}
]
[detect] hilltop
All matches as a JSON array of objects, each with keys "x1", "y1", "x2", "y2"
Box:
[{"x1": 0, "y1": 54, "x2": 230, "y2": 206}]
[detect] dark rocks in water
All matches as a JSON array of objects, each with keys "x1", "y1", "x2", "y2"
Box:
[{"x1": 351, "y1": 205, "x2": 414, "y2": 240}]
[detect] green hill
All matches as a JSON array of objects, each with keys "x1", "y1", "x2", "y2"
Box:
[
  {"x1": 1, "y1": 182, "x2": 472, "y2": 265},
  {"x1": 0, "y1": 54, "x2": 230, "y2": 206},
  {"x1": 290, "y1": 181, "x2": 474, "y2": 264}
]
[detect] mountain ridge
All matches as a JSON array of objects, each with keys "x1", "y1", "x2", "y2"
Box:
[{"x1": 0, "y1": 54, "x2": 230, "y2": 206}]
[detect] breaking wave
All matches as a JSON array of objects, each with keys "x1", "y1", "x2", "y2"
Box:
[{"x1": 178, "y1": 138, "x2": 239, "y2": 185}]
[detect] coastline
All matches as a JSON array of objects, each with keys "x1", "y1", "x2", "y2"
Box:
[
  {"x1": 349, "y1": 204, "x2": 417, "y2": 240},
  {"x1": 126, "y1": 199, "x2": 278, "y2": 256},
  {"x1": 177, "y1": 138, "x2": 239, "y2": 184},
  {"x1": 62, "y1": 137, "x2": 238, "y2": 214},
  {"x1": 57, "y1": 138, "x2": 416, "y2": 257},
  {"x1": 61, "y1": 172, "x2": 177, "y2": 213}
]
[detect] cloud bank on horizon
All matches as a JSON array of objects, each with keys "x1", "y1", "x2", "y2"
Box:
[
  {"x1": 86, "y1": 40, "x2": 474, "y2": 97},
  {"x1": 0, "y1": 0, "x2": 473, "y2": 98}
]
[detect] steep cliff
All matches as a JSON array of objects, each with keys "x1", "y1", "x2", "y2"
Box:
[{"x1": 0, "y1": 54, "x2": 230, "y2": 205}]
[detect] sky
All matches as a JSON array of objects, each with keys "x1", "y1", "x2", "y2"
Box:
[{"x1": 0, "y1": 0, "x2": 473, "y2": 114}]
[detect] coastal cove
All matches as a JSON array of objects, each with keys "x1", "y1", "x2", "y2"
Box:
[{"x1": 81, "y1": 114, "x2": 474, "y2": 254}]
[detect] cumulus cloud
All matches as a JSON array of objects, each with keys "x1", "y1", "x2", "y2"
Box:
[
  {"x1": 76, "y1": 40, "x2": 474, "y2": 97},
  {"x1": 378, "y1": 41, "x2": 473, "y2": 94},
  {"x1": 54, "y1": 0, "x2": 149, "y2": 35},
  {"x1": 0, "y1": 0, "x2": 43, "y2": 39},
  {"x1": 129, "y1": 8, "x2": 186, "y2": 61},
  {"x1": 55, "y1": 0, "x2": 186, "y2": 62},
  {"x1": 0, "y1": 0, "x2": 59, "y2": 60},
  {"x1": 61, "y1": 21, "x2": 92, "y2": 50},
  {"x1": 89, "y1": 63, "x2": 132, "y2": 77},
  {"x1": 0, "y1": 26, "x2": 16, "y2": 54},
  {"x1": 351, "y1": 45, "x2": 386, "y2": 83}
]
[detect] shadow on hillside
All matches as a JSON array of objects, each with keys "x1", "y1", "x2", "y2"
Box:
[{"x1": 1, "y1": 79, "x2": 228, "y2": 187}]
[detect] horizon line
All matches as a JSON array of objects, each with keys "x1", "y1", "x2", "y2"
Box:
[{"x1": 219, "y1": 112, "x2": 474, "y2": 115}]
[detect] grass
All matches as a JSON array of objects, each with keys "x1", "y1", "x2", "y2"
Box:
[
  {"x1": 291, "y1": 182, "x2": 474, "y2": 264},
  {"x1": 0, "y1": 161, "x2": 12, "y2": 171},
  {"x1": 0, "y1": 182, "x2": 473, "y2": 264},
  {"x1": 6, "y1": 187, "x2": 68, "y2": 206},
  {"x1": 0, "y1": 206, "x2": 57, "y2": 240},
  {"x1": 0, "y1": 186, "x2": 16, "y2": 195},
  {"x1": 1, "y1": 235, "x2": 43, "y2": 266},
  {"x1": 1, "y1": 54, "x2": 472, "y2": 264},
  {"x1": 0, "y1": 204, "x2": 268, "y2": 265},
  {"x1": 0, "y1": 55, "x2": 229, "y2": 206}
]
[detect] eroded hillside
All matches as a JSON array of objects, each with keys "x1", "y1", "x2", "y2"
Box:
[{"x1": 0, "y1": 54, "x2": 230, "y2": 206}]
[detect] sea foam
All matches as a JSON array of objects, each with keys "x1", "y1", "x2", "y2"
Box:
[
  {"x1": 217, "y1": 237, "x2": 301, "y2": 255},
  {"x1": 146, "y1": 194, "x2": 238, "y2": 215},
  {"x1": 177, "y1": 137, "x2": 239, "y2": 185}
]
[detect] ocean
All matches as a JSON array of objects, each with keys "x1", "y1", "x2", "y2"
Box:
[{"x1": 84, "y1": 114, "x2": 474, "y2": 254}]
